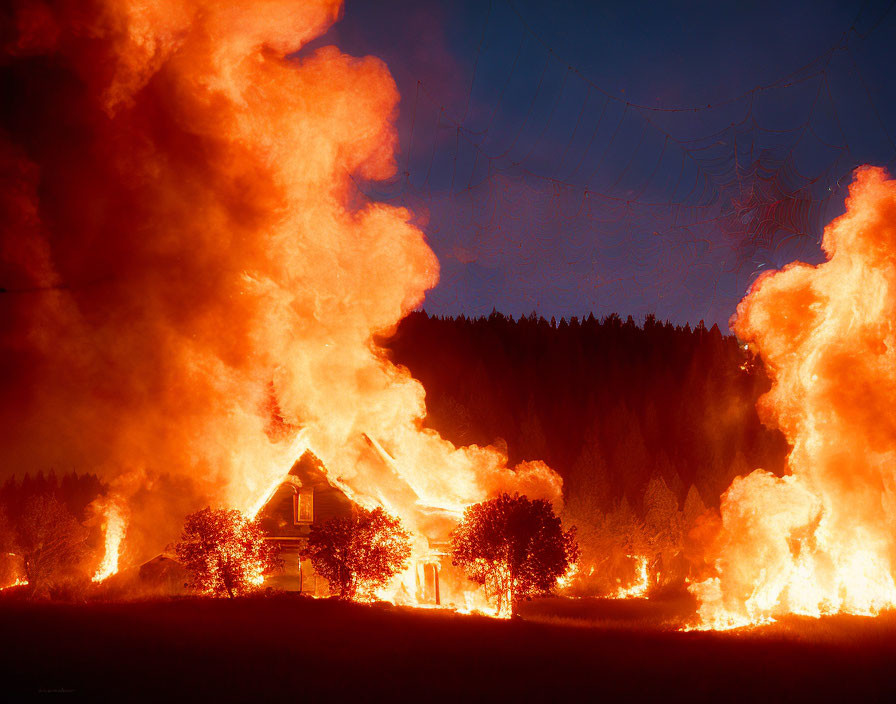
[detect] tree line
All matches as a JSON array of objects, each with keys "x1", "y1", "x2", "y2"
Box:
[{"x1": 383, "y1": 310, "x2": 790, "y2": 594}]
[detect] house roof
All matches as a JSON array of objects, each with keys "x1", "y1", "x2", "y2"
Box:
[
  {"x1": 257, "y1": 451, "x2": 354, "y2": 539},
  {"x1": 256, "y1": 443, "x2": 460, "y2": 547}
]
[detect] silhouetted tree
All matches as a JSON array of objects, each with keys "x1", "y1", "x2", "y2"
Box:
[
  {"x1": 451, "y1": 493, "x2": 578, "y2": 616},
  {"x1": 682, "y1": 484, "x2": 712, "y2": 578},
  {"x1": 385, "y1": 310, "x2": 786, "y2": 517},
  {"x1": 568, "y1": 417, "x2": 611, "y2": 510},
  {"x1": 17, "y1": 494, "x2": 88, "y2": 594},
  {"x1": 562, "y1": 466, "x2": 609, "y2": 596},
  {"x1": 1, "y1": 472, "x2": 105, "y2": 525},
  {"x1": 369, "y1": 311, "x2": 793, "y2": 591},
  {"x1": 601, "y1": 496, "x2": 650, "y2": 592},
  {"x1": 300, "y1": 507, "x2": 411, "y2": 600},
  {"x1": 175, "y1": 508, "x2": 281, "y2": 598},
  {"x1": 682, "y1": 484, "x2": 708, "y2": 526},
  {"x1": 611, "y1": 422, "x2": 651, "y2": 500},
  {"x1": 654, "y1": 453, "x2": 684, "y2": 504},
  {"x1": 0, "y1": 507, "x2": 18, "y2": 587},
  {"x1": 643, "y1": 475, "x2": 684, "y2": 588},
  {"x1": 518, "y1": 395, "x2": 549, "y2": 462}
]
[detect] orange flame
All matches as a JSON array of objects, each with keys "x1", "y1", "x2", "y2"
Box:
[
  {"x1": 0, "y1": 577, "x2": 28, "y2": 591},
  {"x1": 610, "y1": 555, "x2": 649, "y2": 599},
  {"x1": 691, "y1": 166, "x2": 896, "y2": 629},
  {"x1": 93, "y1": 502, "x2": 126, "y2": 583},
  {"x1": 0, "y1": 0, "x2": 561, "y2": 601}
]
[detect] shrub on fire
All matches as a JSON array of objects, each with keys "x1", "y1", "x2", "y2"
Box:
[
  {"x1": 300, "y1": 506, "x2": 411, "y2": 601},
  {"x1": 451, "y1": 493, "x2": 579, "y2": 617},
  {"x1": 175, "y1": 508, "x2": 281, "y2": 599}
]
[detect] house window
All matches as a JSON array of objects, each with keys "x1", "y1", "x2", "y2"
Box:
[{"x1": 294, "y1": 488, "x2": 313, "y2": 523}]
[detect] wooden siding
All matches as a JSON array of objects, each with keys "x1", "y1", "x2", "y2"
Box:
[{"x1": 259, "y1": 451, "x2": 354, "y2": 594}]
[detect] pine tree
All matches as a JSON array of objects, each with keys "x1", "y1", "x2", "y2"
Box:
[
  {"x1": 610, "y1": 422, "x2": 651, "y2": 500},
  {"x1": 642, "y1": 475, "x2": 684, "y2": 587},
  {"x1": 518, "y1": 394, "x2": 549, "y2": 463},
  {"x1": 682, "y1": 484, "x2": 708, "y2": 527}
]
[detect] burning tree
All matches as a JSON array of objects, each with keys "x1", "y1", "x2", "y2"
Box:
[
  {"x1": 452, "y1": 493, "x2": 579, "y2": 617},
  {"x1": 300, "y1": 507, "x2": 411, "y2": 600},
  {"x1": 175, "y1": 508, "x2": 281, "y2": 599}
]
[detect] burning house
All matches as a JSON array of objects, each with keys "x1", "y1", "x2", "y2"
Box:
[
  {"x1": 255, "y1": 452, "x2": 352, "y2": 596},
  {"x1": 256, "y1": 450, "x2": 447, "y2": 604},
  {"x1": 0, "y1": 0, "x2": 563, "y2": 605}
]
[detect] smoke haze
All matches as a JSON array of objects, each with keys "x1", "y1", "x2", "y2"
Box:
[{"x1": 0, "y1": 0, "x2": 560, "y2": 561}]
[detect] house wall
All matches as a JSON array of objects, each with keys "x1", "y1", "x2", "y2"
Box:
[
  {"x1": 260, "y1": 452, "x2": 354, "y2": 594},
  {"x1": 264, "y1": 539, "x2": 331, "y2": 596},
  {"x1": 260, "y1": 452, "x2": 451, "y2": 602}
]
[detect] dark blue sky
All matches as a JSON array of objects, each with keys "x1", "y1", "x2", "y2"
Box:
[{"x1": 313, "y1": 0, "x2": 896, "y2": 328}]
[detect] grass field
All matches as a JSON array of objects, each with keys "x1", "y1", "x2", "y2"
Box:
[{"x1": 1, "y1": 592, "x2": 895, "y2": 701}]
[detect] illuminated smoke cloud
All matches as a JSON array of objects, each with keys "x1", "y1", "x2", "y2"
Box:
[{"x1": 0, "y1": 0, "x2": 560, "y2": 563}]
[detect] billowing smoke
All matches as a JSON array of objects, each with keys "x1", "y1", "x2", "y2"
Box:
[
  {"x1": 692, "y1": 166, "x2": 896, "y2": 629},
  {"x1": 0, "y1": 0, "x2": 560, "y2": 564}
]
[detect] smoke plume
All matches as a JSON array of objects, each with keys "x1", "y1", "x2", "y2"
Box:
[{"x1": 0, "y1": 0, "x2": 560, "y2": 563}]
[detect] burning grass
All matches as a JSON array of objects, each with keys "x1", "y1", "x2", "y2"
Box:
[{"x1": 517, "y1": 591, "x2": 698, "y2": 631}]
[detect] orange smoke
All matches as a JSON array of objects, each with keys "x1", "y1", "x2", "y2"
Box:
[
  {"x1": 0, "y1": 0, "x2": 559, "y2": 576},
  {"x1": 692, "y1": 166, "x2": 896, "y2": 629}
]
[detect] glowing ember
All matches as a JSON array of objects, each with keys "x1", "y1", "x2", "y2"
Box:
[
  {"x1": 0, "y1": 577, "x2": 28, "y2": 591},
  {"x1": 93, "y1": 503, "x2": 126, "y2": 583},
  {"x1": 610, "y1": 555, "x2": 649, "y2": 599},
  {"x1": 691, "y1": 166, "x2": 896, "y2": 629}
]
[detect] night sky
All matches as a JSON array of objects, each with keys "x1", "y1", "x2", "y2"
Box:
[{"x1": 311, "y1": 0, "x2": 896, "y2": 328}]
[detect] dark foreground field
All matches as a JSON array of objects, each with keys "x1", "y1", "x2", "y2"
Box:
[{"x1": 2, "y1": 594, "x2": 895, "y2": 702}]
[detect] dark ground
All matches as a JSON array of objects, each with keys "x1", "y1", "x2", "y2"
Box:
[{"x1": 1, "y1": 593, "x2": 895, "y2": 702}]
